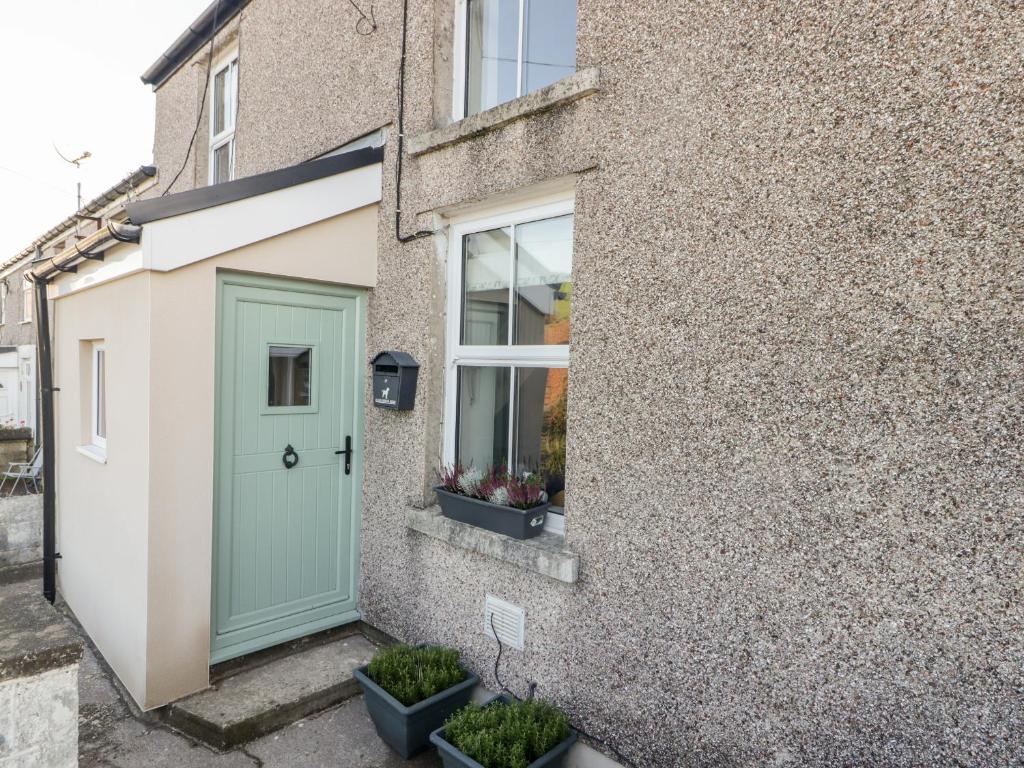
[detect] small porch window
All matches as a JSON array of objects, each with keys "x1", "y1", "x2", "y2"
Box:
[
  {"x1": 91, "y1": 343, "x2": 106, "y2": 451},
  {"x1": 454, "y1": 0, "x2": 577, "y2": 119},
  {"x1": 445, "y1": 197, "x2": 573, "y2": 532},
  {"x1": 209, "y1": 53, "x2": 238, "y2": 185}
]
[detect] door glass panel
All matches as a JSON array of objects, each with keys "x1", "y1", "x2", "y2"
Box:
[
  {"x1": 462, "y1": 227, "x2": 511, "y2": 345},
  {"x1": 456, "y1": 365, "x2": 511, "y2": 470},
  {"x1": 512, "y1": 367, "x2": 566, "y2": 503},
  {"x1": 466, "y1": 0, "x2": 519, "y2": 115},
  {"x1": 523, "y1": 0, "x2": 577, "y2": 94},
  {"x1": 268, "y1": 346, "x2": 311, "y2": 406},
  {"x1": 514, "y1": 215, "x2": 573, "y2": 345}
]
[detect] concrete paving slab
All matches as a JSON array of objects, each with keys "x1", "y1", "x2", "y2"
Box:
[
  {"x1": 167, "y1": 632, "x2": 379, "y2": 748},
  {"x1": 247, "y1": 696, "x2": 441, "y2": 768}
]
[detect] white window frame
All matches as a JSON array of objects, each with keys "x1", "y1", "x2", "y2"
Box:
[
  {"x1": 21, "y1": 277, "x2": 32, "y2": 323},
  {"x1": 443, "y1": 195, "x2": 574, "y2": 529},
  {"x1": 0, "y1": 282, "x2": 7, "y2": 325},
  {"x1": 452, "y1": 0, "x2": 576, "y2": 121},
  {"x1": 208, "y1": 50, "x2": 239, "y2": 185},
  {"x1": 90, "y1": 343, "x2": 106, "y2": 452}
]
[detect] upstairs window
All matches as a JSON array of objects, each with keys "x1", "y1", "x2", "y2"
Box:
[
  {"x1": 445, "y1": 196, "x2": 574, "y2": 531},
  {"x1": 209, "y1": 53, "x2": 238, "y2": 184},
  {"x1": 21, "y1": 277, "x2": 32, "y2": 323},
  {"x1": 0, "y1": 282, "x2": 7, "y2": 325},
  {"x1": 456, "y1": 0, "x2": 577, "y2": 118}
]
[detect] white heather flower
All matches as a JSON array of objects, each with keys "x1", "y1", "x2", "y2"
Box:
[
  {"x1": 457, "y1": 467, "x2": 483, "y2": 497},
  {"x1": 488, "y1": 486, "x2": 509, "y2": 507}
]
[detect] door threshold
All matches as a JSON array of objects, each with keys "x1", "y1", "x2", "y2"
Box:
[{"x1": 210, "y1": 618, "x2": 395, "y2": 683}]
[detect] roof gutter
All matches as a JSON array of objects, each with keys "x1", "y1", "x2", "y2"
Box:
[
  {"x1": 140, "y1": 0, "x2": 249, "y2": 89},
  {"x1": 30, "y1": 220, "x2": 142, "y2": 282}
]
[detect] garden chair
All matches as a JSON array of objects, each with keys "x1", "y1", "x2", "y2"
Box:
[{"x1": 0, "y1": 445, "x2": 42, "y2": 496}]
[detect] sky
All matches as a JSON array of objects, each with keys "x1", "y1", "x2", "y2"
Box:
[{"x1": 0, "y1": 1, "x2": 212, "y2": 258}]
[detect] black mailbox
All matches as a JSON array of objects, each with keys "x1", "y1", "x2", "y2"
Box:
[{"x1": 371, "y1": 351, "x2": 419, "y2": 410}]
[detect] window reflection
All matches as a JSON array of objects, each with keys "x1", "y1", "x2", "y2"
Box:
[
  {"x1": 462, "y1": 227, "x2": 511, "y2": 345},
  {"x1": 514, "y1": 215, "x2": 573, "y2": 345}
]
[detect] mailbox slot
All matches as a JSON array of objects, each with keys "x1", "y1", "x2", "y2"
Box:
[{"x1": 371, "y1": 351, "x2": 419, "y2": 410}]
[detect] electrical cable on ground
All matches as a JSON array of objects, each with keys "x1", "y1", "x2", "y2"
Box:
[
  {"x1": 162, "y1": 0, "x2": 223, "y2": 197},
  {"x1": 489, "y1": 614, "x2": 640, "y2": 768}
]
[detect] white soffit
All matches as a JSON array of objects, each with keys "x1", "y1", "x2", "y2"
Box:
[{"x1": 141, "y1": 162, "x2": 381, "y2": 273}]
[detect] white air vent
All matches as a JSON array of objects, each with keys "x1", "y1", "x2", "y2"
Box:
[{"x1": 484, "y1": 595, "x2": 525, "y2": 650}]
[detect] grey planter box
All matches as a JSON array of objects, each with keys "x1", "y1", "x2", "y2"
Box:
[
  {"x1": 353, "y1": 664, "x2": 479, "y2": 759},
  {"x1": 429, "y1": 694, "x2": 578, "y2": 768},
  {"x1": 435, "y1": 487, "x2": 548, "y2": 540}
]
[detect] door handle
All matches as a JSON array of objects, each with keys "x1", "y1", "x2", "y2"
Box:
[
  {"x1": 282, "y1": 444, "x2": 299, "y2": 469},
  {"x1": 335, "y1": 436, "x2": 353, "y2": 475}
]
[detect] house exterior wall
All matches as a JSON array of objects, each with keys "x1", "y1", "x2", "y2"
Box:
[
  {"x1": 53, "y1": 270, "x2": 152, "y2": 703},
  {"x1": 0, "y1": 260, "x2": 36, "y2": 348},
  {"x1": 141, "y1": 3, "x2": 1022, "y2": 766}
]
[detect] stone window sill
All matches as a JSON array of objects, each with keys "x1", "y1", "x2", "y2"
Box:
[
  {"x1": 76, "y1": 445, "x2": 106, "y2": 464},
  {"x1": 407, "y1": 68, "x2": 601, "y2": 158},
  {"x1": 406, "y1": 506, "x2": 579, "y2": 584}
]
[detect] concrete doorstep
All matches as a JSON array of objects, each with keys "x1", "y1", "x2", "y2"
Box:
[{"x1": 164, "y1": 632, "x2": 379, "y2": 749}]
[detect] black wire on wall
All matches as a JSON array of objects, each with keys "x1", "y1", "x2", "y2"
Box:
[{"x1": 394, "y1": 0, "x2": 434, "y2": 243}]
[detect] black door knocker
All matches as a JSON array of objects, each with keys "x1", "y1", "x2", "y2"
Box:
[{"x1": 282, "y1": 444, "x2": 299, "y2": 469}]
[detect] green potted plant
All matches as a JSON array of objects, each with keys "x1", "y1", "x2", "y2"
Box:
[
  {"x1": 436, "y1": 465, "x2": 549, "y2": 540},
  {"x1": 353, "y1": 644, "x2": 479, "y2": 759},
  {"x1": 429, "y1": 695, "x2": 578, "y2": 768}
]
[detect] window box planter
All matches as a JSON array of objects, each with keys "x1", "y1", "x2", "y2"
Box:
[
  {"x1": 353, "y1": 660, "x2": 479, "y2": 759},
  {"x1": 435, "y1": 487, "x2": 548, "y2": 540},
  {"x1": 429, "y1": 694, "x2": 578, "y2": 768}
]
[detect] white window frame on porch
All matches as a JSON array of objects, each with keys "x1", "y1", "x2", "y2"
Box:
[
  {"x1": 90, "y1": 343, "x2": 106, "y2": 452},
  {"x1": 443, "y1": 193, "x2": 574, "y2": 534},
  {"x1": 208, "y1": 50, "x2": 239, "y2": 185}
]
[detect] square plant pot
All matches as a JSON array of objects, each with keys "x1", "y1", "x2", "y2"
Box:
[
  {"x1": 353, "y1": 663, "x2": 479, "y2": 759},
  {"x1": 435, "y1": 487, "x2": 548, "y2": 540},
  {"x1": 429, "y1": 694, "x2": 578, "y2": 768}
]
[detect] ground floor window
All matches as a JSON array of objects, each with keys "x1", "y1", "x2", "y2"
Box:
[{"x1": 445, "y1": 196, "x2": 573, "y2": 528}]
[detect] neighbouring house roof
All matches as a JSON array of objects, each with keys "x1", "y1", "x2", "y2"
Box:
[
  {"x1": 140, "y1": 0, "x2": 251, "y2": 89},
  {"x1": 126, "y1": 147, "x2": 384, "y2": 225},
  {"x1": 2, "y1": 165, "x2": 157, "y2": 275}
]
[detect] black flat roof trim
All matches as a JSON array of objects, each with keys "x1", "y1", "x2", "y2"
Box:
[
  {"x1": 126, "y1": 146, "x2": 384, "y2": 225},
  {"x1": 140, "y1": 0, "x2": 250, "y2": 88}
]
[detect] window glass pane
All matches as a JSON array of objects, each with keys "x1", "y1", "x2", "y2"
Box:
[
  {"x1": 466, "y1": 0, "x2": 519, "y2": 115},
  {"x1": 268, "y1": 346, "x2": 311, "y2": 406},
  {"x1": 462, "y1": 227, "x2": 511, "y2": 345},
  {"x1": 95, "y1": 350, "x2": 106, "y2": 439},
  {"x1": 513, "y1": 367, "x2": 566, "y2": 503},
  {"x1": 514, "y1": 215, "x2": 573, "y2": 345},
  {"x1": 213, "y1": 142, "x2": 232, "y2": 184},
  {"x1": 213, "y1": 67, "x2": 227, "y2": 135},
  {"x1": 523, "y1": 0, "x2": 576, "y2": 94},
  {"x1": 456, "y1": 365, "x2": 511, "y2": 470}
]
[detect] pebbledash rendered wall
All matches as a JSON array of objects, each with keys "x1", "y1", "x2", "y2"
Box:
[{"x1": 146, "y1": 2, "x2": 1022, "y2": 765}]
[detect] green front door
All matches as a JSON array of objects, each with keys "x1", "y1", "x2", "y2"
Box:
[{"x1": 212, "y1": 274, "x2": 365, "y2": 663}]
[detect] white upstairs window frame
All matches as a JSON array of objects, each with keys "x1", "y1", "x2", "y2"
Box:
[
  {"x1": 208, "y1": 50, "x2": 239, "y2": 185},
  {"x1": 0, "y1": 281, "x2": 7, "y2": 325},
  {"x1": 21, "y1": 277, "x2": 32, "y2": 323},
  {"x1": 452, "y1": 0, "x2": 578, "y2": 121},
  {"x1": 443, "y1": 193, "x2": 574, "y2": 533}
]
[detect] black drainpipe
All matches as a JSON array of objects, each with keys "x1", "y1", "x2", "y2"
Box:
[{"x1": 33, "y1": 273, "x2": 57, "y2": 603}]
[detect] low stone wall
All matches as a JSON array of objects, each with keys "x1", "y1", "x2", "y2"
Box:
[
  {"x1": 0, "y1": 495, "x2": 43, "y2": 568},
  {"x1": 0, "y1": 430, "x2": 32, "y2": 479}
]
